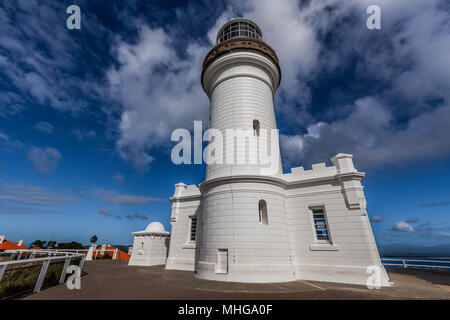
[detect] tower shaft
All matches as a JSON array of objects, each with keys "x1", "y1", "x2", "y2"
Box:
[{"x1": 202, "y1": 37, "x2": 282, "y2": 180}]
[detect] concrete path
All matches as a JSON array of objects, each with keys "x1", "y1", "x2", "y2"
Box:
[{"x1": 22, "y1": 260, "x2": 450, "y2": 300}]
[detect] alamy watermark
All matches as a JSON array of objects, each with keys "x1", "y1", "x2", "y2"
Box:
[
  {"x1": 366, "y1": 265, "x2": 382, "y2": 289},
  {"x1": 65, "y1": 5, "x2": 380, "y2": 31},
  {"x1": 171, "y1": 121, "x2": 280, "y2": 175},
  {"x1": 66, "y1": 265, "x2": 81, "y2": 290},
  {"x1": 66, "y1": 5, "x2": 81, "y2": 30},
  {"x1": 367, "y1": 5, "x2": 381, "y2": 30}
]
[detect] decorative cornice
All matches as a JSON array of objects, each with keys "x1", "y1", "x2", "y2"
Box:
[
  {"x1": 201, "y1": 37, "x2": 281, "y2": 91},
  {"x1": 170, "y1": 194, "x2": 202, "y2": 203},
  {"x1": 132, "y1": 231, "x2": 170, "y2": 236},
  {"x1": 199, "y1": 174, "x2": 287, "y2": 193},
  {"x1": 199, "y1": 172, "x2": 367, "y2": 193}
]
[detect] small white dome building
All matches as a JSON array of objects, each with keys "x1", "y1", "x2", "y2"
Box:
[
  {"x1": 145, "y1": 222, "x2": 166, "y2": 233},
  {"x1": 128, "y1": 222, "x2": 170, "y2": 266}
]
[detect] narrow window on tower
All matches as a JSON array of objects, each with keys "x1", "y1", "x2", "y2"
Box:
[
  {"x1": 311, "y1": 207, "x2": 331, "y2": 243},
  {"x1": 258, "y1": 200, "x2": 268, "y2": 225},
  {"x1": 189, "y1": 216, "x2": 197, "y2": 242},
  {"x1": 253, "y1": 119, "x2": 260, "y2": 136}
]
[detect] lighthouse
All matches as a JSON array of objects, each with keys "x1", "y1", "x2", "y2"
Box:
[
  {"x1": 163, "y1": 17, "x2": 390, "y2": 286},
  {"x1": 196, "y1": 18, "x2": 294, "y2": 282},
  {"x1": 201, "y1": 17, "x2": 282, "y2": 180}
]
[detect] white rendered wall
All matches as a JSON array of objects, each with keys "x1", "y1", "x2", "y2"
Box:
[
  {"x1": 129, "y1": 234, "x2": 169, "y2": 266},
  {"x1": 197, "y1": 50, "x2": 293, "y2": 282},
  {"x1": 283, "y1": 156, "x2": 390, "y2": 286},
  {"x1": 204, "y1": 52, "x2": 282, "y2": 180},
  {"x1": 165, "y1": 184, "x2": 201, "y2": 271},
  {"x1": 196, "y1": 179, "x2": 295, "y2": 283}
]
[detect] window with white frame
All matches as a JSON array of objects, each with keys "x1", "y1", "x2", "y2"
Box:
[{"x1": 311, "y1": 207, "x2": 331, "y2": 242}]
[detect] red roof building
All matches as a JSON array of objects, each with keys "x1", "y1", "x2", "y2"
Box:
[
  {"x1": 0, "y1": 235, "x2": 27, "y2": 251},
  {"x1": 88, "y1": 245, "x2": 130, "y2": 261}
]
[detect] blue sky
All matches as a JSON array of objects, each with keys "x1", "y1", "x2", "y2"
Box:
[{"x1": 0, "y1": 0, "x2": 449, "y2": 248}]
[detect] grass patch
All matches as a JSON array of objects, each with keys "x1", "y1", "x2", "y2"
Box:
[{"x1": 0, "y1": 262, "x2": 64, "y2": 300}]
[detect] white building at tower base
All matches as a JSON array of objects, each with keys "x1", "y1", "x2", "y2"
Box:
[{"x1": 165, "y1": 153, "x2": 389, "y2": 286}]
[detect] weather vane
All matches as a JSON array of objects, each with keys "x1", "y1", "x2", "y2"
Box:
[{"x1": 232, "y1": 7, "x2": 239, "y2": 19}]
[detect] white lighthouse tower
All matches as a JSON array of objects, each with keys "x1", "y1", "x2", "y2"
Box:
[
  {"x1": 197, "y1": 18, "x2": 293, "y2": 282},
  {"x1": 165, "y1": 17, "x2": 390, "y2": 286}
]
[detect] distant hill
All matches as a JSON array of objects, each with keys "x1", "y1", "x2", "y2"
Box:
[{"x1": 379, "y1": 244, "x2": 450, "y2": 257}]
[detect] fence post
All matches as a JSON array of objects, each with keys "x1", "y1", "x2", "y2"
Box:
[
  {"x1": 79, "y1": 256, "x2": 85, "y2": 272},
  {"x1": 0, "y1": 264, "x2": 7, "y2": 282},
  {"x1": 59, "y1": 257, "x2": 71, "y2": 284},
  {"x1": 34, "y1": 260, "x2": 50, "y2": 292},
  {"x1": 402, "y1": 259, "x2": 407, "y2": 268}
]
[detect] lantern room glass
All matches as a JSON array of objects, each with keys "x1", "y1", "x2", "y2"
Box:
[{"x1": 217, "y1": 20, "x2": 262, "y2": 44}]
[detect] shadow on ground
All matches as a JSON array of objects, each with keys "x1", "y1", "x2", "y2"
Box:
[{"x1": 21, "y1": 261, "x2": 450, "y2": 300}]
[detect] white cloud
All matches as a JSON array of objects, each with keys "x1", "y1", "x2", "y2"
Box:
[
  {"x1": 106, "y1": 26, "x2": 209, "y2": 171},
  {"x1": 282, "y1": 96, "x2": 450, "y2": 169},
  {"x1": 386, "y1": 218, "x2": 450, "y2": 240},
  {"x1": 71, "y1": 128, "x2": 96, "y2": 141},
  {"x1": 3, "y1": 0, "x2": 449, "y2": 173},
  {"x1": 126, "y1": 212, "x2": 149, "y2": 220},
  {"x1": 0, "y1": 131, "x2": 26, "y2": 152},
  {"x1": 99, "y1": 208, "x2": 121, "y2": 219},
  {"x1": 235, "y1": 0, "x2": 450, "y2": 170},
  {"x1": 370, "y1": 216, "x2": 383, "y2": 223},
  {"x1": 33, "y1": 122, "x2": 54, "y2": 134},
  {"x1": 113, "y1": 174, "x2": 126, "y2": 184},
  {"x1": 0, "y1": 205, "x2": 59, "y2": 215},
  {"x1": 280, "y1": 134, "x2": 304, "y2": 167},
  {"x1": 27, "y1": 146, "x2": 61, "y2": 174},
  {"x1": 89, "y1": 189, "x2": 165, "y2": 205},
  {"x1": 0, "y1": 1, "x2": 105, "y2": 114},
  {"x1": 392, "y1": 221, "x2": 415, "y2": 233},
  {"x1": 0, "y1": 184, "x2": 78, "y2": 206},
  {"x1": 242, "y1": 0, "x2": 320, "y2": 115}
]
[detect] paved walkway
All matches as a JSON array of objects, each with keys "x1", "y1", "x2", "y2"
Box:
[{"x1": 23, "y1": 260, "x2": 450, "y2": 300}]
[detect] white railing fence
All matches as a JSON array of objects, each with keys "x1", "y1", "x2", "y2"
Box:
[
  {"x1": 4, "y1": 247, "x2": 124, "y2": 260},
  {"x1": 0, "y1": 250, "x2": 85, "y2": 294},
  {"x1": 381, "y1": 257, "x2": 450, "y2": 270}
]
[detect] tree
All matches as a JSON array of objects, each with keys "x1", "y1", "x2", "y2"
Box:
[
  {"x1": 57, "y1": 241, "x2": 83, "y2": 249},
  {"x1": 29, "y1": 240, "x2": 47, "y2": 249},
  {"x1": 47, "y1": 241, "x2": 57, "y2": 249}
]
